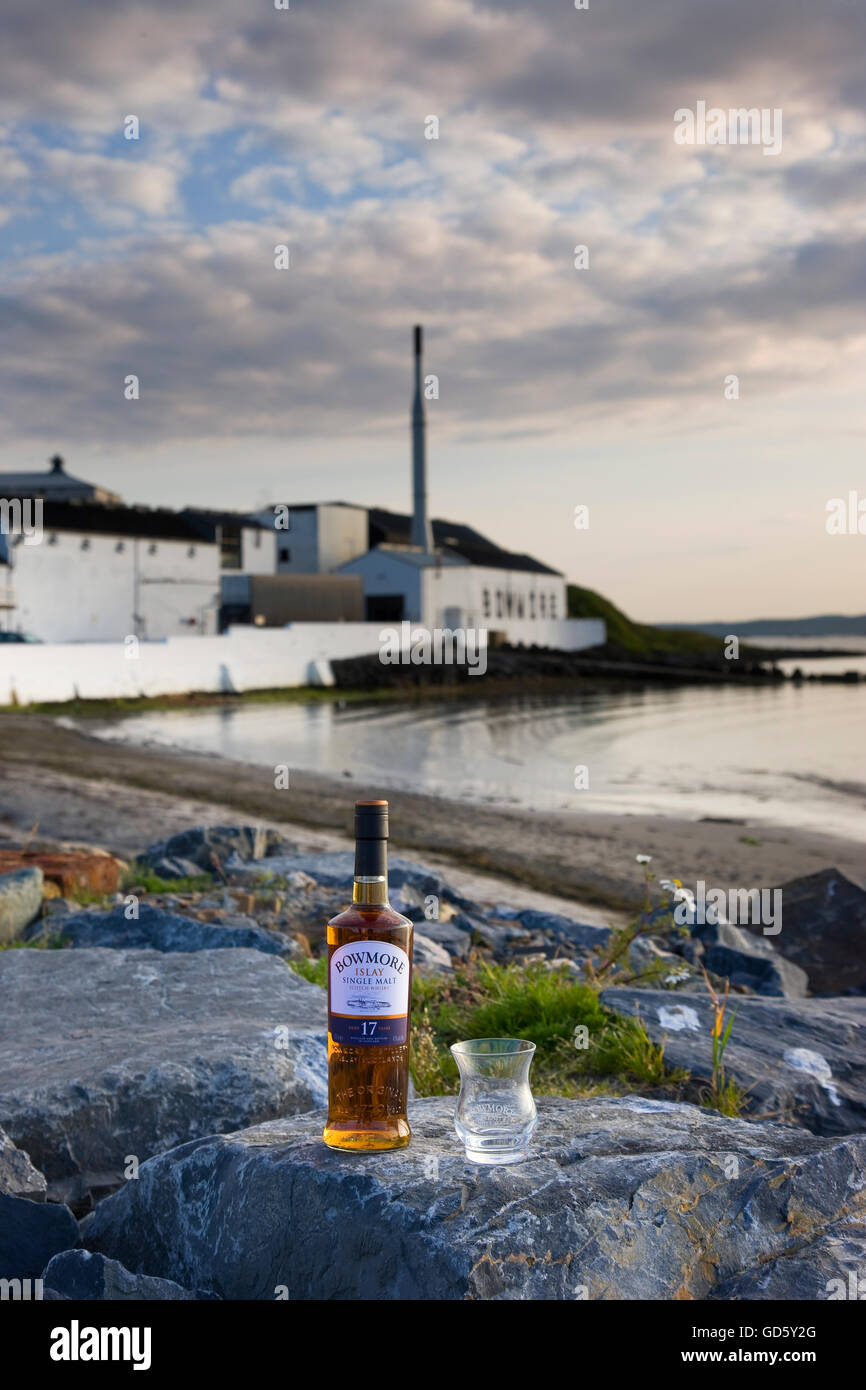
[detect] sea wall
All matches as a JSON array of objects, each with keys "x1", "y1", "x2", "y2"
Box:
[{"x1": 0, "y1": 619, "x2": 605, "y2": 704}]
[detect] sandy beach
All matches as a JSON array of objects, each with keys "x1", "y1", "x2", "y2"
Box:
[{"x1": 0, "y1": 713, "x2": 861, "y2": 915}]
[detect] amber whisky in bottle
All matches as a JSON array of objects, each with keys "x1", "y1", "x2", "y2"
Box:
[{"x1": 323, "y1": 800, "x2": 413, "y2": 1151}]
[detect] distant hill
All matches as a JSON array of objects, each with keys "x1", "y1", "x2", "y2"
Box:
[
  {"x1": 660, "y1": 615, "x2": 866, "y2": 639},
  {"x1": 566, "y1": 586, "x2": 726, "y2": 658}
]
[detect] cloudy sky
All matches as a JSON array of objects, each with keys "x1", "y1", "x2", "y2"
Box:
[{"x1": 1, "y1": 0, "x2": 863, "y2": 621}]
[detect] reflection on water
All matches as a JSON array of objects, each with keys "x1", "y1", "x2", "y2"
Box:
[{"x1": 94, "y1": 675, "x2": 866, "y2": 840}]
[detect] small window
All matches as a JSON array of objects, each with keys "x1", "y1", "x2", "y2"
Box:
[
  {"x1": 148, "y1": 543, "x2": 158, "y2": 556},
  {"x1": 187, "y1": 545, "x2": 196, "y2": 558},
  {"x1": 482, "y1": 588, "x2": 491, "y2": 618},
  {"x1": 550, "y1": 593, "x2": 557, "y2": 618},
  {"x1": 496, "y1": 590, "x2": 503, "y2": 619},
  {"x1": 279, "y1": 546, "x2": 291, "y2": 564},
  {"x1": 80, "y1": 538, "x2": 91, "y2": 551},
  {"x1": 47, "y1": 533, "x2": 58, "y2": 546},
  {"x1": 540, "y1": 594, "x2": 546, "y2": 617},
  {"x1": 254, "y1": 530, "x2": 262, "y2": 549},
  {"x1": 115, "y1": 541, "x2": 125, "y2": 554},
  {"x1": 529, "y1": 593, "x2": 536, "y2": 619}
]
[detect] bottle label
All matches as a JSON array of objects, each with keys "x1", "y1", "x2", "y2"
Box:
[{"x1": 329, "y1": 940, "x2": 410, "y2": 1046}]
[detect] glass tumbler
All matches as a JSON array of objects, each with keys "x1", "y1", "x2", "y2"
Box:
[{"x1": 450, "y1": 1038, "x2": 537, "y2": 1164}]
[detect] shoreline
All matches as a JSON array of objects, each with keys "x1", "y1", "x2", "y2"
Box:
[{"x1": 0, "y1": 714, "x2": 861, "y2": 914}]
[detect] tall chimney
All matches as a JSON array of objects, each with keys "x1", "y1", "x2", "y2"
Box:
[{"x1": 410, "y1": 324, "x2": 433, "y2": 551}]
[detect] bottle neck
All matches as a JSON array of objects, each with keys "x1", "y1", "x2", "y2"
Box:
[
  {"x1": 353, "y1": 836, "x2": 388, "y2": 905},
  {"x1": 352, "y1": 875, "x2": 388, "y2": 906}
]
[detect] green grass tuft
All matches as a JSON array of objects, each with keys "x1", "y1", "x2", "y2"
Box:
[{"x1": 409, "y1": 960, "x2": 685, "y2": 1098}]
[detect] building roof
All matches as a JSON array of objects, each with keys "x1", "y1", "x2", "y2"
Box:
[
  {"x1": 362, "y1": 545, "x2": 468, "y2": 570},
  {"x1": 36, "y1": 500, "x2": 215, "y2": 542},
  {"x1": 181, "y1": 508, "x2": 268, "y2": 540},
  {"x1": 367, "y1": 507, "x2": 562, "y2": 576},
  {"x1": 0, "y1": 456, "x2": 122, "y2": 504},
  {"x1": 265, "y1": 501, "x2": 367, "y2": 513}
]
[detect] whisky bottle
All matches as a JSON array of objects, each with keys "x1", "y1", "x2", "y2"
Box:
[{"x1": 323, "y1": 800, "x2": 413, "y2": 1151}]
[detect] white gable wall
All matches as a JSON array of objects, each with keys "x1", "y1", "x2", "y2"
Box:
[
  {"x1": 339, "y1": 550, "x2": 424, "y2": 619},
  {"x1": 8, "y1": 531, "x2": 220, "y2": 641},
  {"x1": 317, "y1": 506, "x2": 369, "y2": 572}
]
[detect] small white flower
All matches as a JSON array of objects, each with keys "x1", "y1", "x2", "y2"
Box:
[{"x1": 636, "y1": 854, "x2": 652, "y2": 864}]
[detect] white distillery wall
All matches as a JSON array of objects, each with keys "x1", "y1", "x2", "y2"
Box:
[
  {"x1": 239, "y1": 526, "x2": 277, "y2": 576},
  {"x1": 8, "y1": 532, "x2": 220, "y2": 641},
  {"x1": 0, "y1": 624, "x2": 387, "y2": 704},
  {"x1": 495, "y1": 618, "x2": 605, "y2": 649},
  {"x1": 0, "y1": 619, "x2": 606, "y2": 705},
  {"x1": 422, "y1": 564, "x2": 568, "y2": 629}
]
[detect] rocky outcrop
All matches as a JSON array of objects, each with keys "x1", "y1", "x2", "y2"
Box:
[
  {"x1": 0, "y1": 1193, "x2": 79, "y2": 1278},
  {"x1": 31, "y1": 901, "x2": 298, "y2": 958},
  {"x1": 0, "y1": 947, "x2": 328, "y2": 1206},
  {"x1": 411, "y1": 932, "x2": 454, "y2": 972},
  {"x1": 0, "y1": 866, "x2": 43, "y2": 943},
  {"x1": 691, "y1": 918, "x2": 809, "y2": 998},
  {"x1": 601, "y1": 988, "x2": 866, "y2": 1134},
  {"x1": 0, "y1": 1125, "x2": 47, "y2": 1201},
  {"x1": 82, "y1": 1095, "x2": 866, "y2": 1301},
  {"x1": 137, "y1": 825, "x2": 287, "y2": 876},
  {"x1": 762, "y1": 869, "x2": 866, "y2": 996},
  {"x1": 711, "y1": 1216, "x2": 866, "y2": 1300},
  {"x1": 42, "y1": 1249, "x2": 218, "y2": 1301}
]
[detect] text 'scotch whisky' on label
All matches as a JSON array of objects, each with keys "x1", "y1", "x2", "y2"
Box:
[
  {"x1": 323, "y1": 800, "x2": 413, "y2": 1152},
  {"x1": 329, "y1": 941, "x2": 410, "y2": 1046}
]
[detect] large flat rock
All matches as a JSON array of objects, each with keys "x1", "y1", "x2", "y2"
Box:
[
  {"x1": 601, "y1": 988, "x2": 866, "y2": 1135},
  {"x1": 82, "y1": 1095, "x2": 866, "y2": 1301},
  {"x1": 0, "y1": 947, "x2": 327, "y2": 1204},
  {"x1": 35, "y1": 902, "x2": 293, "y2": 957}
]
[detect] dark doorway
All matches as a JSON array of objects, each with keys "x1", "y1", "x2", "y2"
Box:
[{"x1": 366, "y1": 594, "x2": 404, "y2": 621}]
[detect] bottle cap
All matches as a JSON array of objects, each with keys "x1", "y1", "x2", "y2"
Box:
[{"x1": 354, "y1": 799, "x2": 389, "y2": 840}]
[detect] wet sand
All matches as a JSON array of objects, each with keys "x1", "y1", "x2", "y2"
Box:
[{"x1": 0, "y1": 714, "x2": 861, "y2": 915}]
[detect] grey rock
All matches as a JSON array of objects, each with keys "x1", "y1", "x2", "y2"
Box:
[
  {"x1": 43, "y1": 1249, "x2": 218, "y2": 1301},
  {"x1": 0, "y1": 1193, "x2": 79, "y2": 1278},
  {"x1": 625, "y1": 936, "x2": 698, "y2": 987},
  {"x1": 139, "y1": 825, "x2": 286, "y2": 874},
  {"x1": 517, "y1": 909, "x2": 611, "y2": 952},
  {"x1": 412, "y1": 933, "x2": 453, "y2": 972},
  {"x1": 0, "y1": 866, "x2": 44, "y2": 944},
  {"x1": 0, "y1": 1125, "x2": 47, "y2": 1201},
  {"x1": 241, "y1": 852, "x2": 479, "y2": 913},
  {"x1": 0, "y1": 947, "x2": 328, "y2": 1202},
  {"x1": 144, "y1": 855, "x2": 205, "y2": 881},
  {"x1": 600, "y1": 988, "x2": 866, "y2": 1135},
  {"x1": 82, "y1": 1096, "x2": 866, "y2": 1301},
  {"x1": 413, "y1": 918, "x2": 473, "y2": 959},
  {"x1": 31, "y1": 902, "x2": 293, "y2": 958},
  {"x1": 454, "y1": 913, "x2": 533, "y2": 954},
  {"x1": 766, "y1": 869, "x2": 866, "y2": 996},
  {"x1": 711, "y1": 1217, "x2": 866, "y2": 1300},
  {"x1": 694, "y1": 919, "x2": 809, "y2": 997}
]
